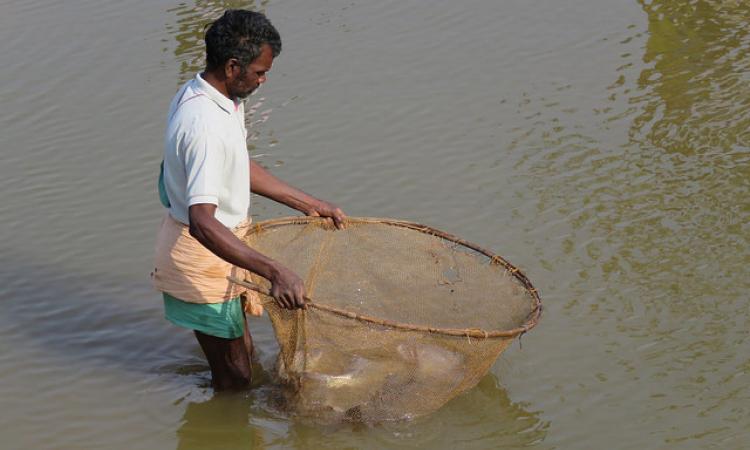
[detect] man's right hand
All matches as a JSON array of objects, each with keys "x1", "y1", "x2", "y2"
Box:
[{"x1": 269, "y1": 265, "x2": 307, "y2": 310}]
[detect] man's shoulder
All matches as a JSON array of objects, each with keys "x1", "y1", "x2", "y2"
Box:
[
  {"x1": 170, "y1": 89, "x2": 216, "y2": 117},
  {"x1": 168, "y1": 94, "x2": 224, "y2": 133}
]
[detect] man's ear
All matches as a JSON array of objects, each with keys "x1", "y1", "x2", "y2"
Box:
[{"x1": 224, "y1": 58, "x2": 238, "y2": 80}]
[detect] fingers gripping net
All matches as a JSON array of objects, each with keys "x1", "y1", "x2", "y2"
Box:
[{"x1": 241, "y1": 217, "x2": 541, "y2": 422}]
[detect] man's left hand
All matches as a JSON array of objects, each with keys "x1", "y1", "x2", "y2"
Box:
[{"x1": 308, "y1": 200, "x2": 347, "y2": 229}]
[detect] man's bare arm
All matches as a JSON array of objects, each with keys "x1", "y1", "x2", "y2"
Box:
[
  {"x1": 188, "y1": 203, "x2": 306, "y2": 309},
  {"x1": 249, "y1": 160, "x2": 346, "y2": 228}
]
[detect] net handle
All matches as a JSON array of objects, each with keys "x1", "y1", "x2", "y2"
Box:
[{"x1": 227, "y1": 275, "x2": 535, "y2": 339}]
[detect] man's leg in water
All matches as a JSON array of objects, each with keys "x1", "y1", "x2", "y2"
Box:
[
  {"x1": 162, "y1": 294, "x2": 253, "y2": 390},
  {"x1": 194, "y1": 331, "x2": 252, "y2": 391}
]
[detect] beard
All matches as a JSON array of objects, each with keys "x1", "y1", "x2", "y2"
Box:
[
  {"x1": 234, "y1": 87, "x2": 255, "y2": 99},
  {"x1": 229, "y1": 80, "x2": 258, "y2": 100}
]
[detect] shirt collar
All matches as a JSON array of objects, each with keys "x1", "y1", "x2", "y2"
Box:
[{"x1": 194, "y1": 73, "x2": 240, "y2": 114}]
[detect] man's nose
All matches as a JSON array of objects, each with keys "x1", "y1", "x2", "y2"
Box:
[{"x1": 258, "y1": 75, "x2": 267, "y2": 84}]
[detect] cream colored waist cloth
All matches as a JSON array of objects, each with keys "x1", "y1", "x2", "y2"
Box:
[{"x1": 152, "y1": 213, "x2": 263, "y2": 316}]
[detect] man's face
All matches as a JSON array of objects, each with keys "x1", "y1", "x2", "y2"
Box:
[{"x1": 227, "y1": 44, "x2": 274, "y2": 100}]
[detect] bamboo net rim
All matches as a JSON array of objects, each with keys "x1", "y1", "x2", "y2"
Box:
[{"x1": 231, "y1": 216, "x2": 542, "y2": 339}]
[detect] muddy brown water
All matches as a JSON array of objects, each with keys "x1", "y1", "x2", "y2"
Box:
[{"x1": 0, "y1": 0, "x2": 748, "y2": 448}]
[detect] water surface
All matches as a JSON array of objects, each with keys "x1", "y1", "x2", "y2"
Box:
[{"x1": 0, "y1": 0, "x2": 748, "y2": 448}]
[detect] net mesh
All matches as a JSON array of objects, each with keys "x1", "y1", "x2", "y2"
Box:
[{"x1": 240, "y1": 217, "x2": 541, "y2": 423}]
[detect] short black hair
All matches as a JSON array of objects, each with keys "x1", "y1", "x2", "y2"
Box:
[{"x1": 205, "y1": 10, "x2": 281, "y2": 71}]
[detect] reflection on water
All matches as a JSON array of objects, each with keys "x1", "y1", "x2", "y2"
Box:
[
  {"x1": 175, "y1": 374, "x2": 548, "y2": 450},
  {"x1": 166, "y1": 0, "x2": 268, "y2": 83},
  {"x1": 634, "y1": 0, "x2": 750, "y2": 152},
  {"x1": 581, "y1": 0, "x2": 750, "y2": 300},
  {"x1": 508, "y1": 0, "x2": 749, "y2": 307},
  {"x1": 177, "y1": 392, "x2": 265, "y2": 450},
  {"x1": 507, "y1": 0, "x2": 749, "y2": 445}
]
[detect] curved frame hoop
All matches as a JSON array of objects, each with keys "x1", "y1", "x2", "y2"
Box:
[{"x1": 233, "y1": 216, "x2": 542, "y2": 339}]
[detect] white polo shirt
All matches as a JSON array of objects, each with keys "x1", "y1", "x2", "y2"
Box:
[{"x1": 162, "y1": 73, "x2": 250, "y2": 229}]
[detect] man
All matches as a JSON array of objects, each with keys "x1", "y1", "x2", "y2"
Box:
[{"x1": 153, "y1": 10, "x2": 346, "y2": 390}]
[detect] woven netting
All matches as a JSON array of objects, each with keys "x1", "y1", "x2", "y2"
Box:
[{"x1": 238, "y1": 217, "x2": 541, "y2": 423}]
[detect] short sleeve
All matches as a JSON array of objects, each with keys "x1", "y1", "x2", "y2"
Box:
[{"x1": 182, "y1": 123, "x2": 225, "y2": 206}]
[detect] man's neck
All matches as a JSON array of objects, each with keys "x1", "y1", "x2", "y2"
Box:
[{"x1": 201, "y1": 70, "x2": 233, "y2": 100}]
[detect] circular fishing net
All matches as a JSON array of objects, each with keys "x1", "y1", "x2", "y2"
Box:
[{"x1": 238, "y1": 217, "x2": 541, "y2": 423}]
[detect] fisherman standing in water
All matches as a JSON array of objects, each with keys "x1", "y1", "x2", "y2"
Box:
[{"x1": 153, "y1": 10, "x2": 346, "y2": 390}]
